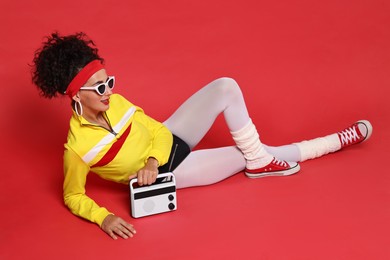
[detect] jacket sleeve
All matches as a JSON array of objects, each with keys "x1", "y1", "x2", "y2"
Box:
[
  {"x1": 63, "y1": 146, "x2": 112, "y2": 227},
  {"x1": 137, "y1": 111, "x2": 173, "y2": 167}
]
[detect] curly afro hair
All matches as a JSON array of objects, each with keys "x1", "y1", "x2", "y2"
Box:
[{"x1": 31, "y1": 32, "x2": 104, "y2": 98}]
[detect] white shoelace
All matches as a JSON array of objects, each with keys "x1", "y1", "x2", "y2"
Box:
[
  {"x1": 272, "y1": 158, "x2": 287, "y2": 167},
  {"x1": 338, "y1": 125, "x2": 361, "y2": 145}
]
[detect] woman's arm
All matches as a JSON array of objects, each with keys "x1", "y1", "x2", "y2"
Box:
[
  {"x1": 143, "y1": 113, "x2": 173, "y2": 167},
  {"x1": 63, "y1": 147, "x2": 112, "y2": 225},
  {"x1": 63, "y1": 147, "x2": 136, "y2": 239},
  {"x1": 129, "y1": 112, "x2": 173, "y2": 185}
]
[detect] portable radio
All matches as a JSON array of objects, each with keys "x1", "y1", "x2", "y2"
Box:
[{"x1": 130, "y1": 172, "x2": 177, "y2": 218}]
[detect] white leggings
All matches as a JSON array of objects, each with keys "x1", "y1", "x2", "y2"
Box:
[{"x1": 163, "y1": 77, "x2": 301, "y2": 189}]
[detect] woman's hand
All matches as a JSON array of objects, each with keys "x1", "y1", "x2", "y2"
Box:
[
  {"x1": 101, "y1": 214, "x2": 136, "y2": 240},
  {"x1": 129, "y1": 157, "x2": 159, "y2": 186}
]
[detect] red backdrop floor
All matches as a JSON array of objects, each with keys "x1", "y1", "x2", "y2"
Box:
[{"x1": 0, "y1": 0, "x2": 389, "y2": 259}]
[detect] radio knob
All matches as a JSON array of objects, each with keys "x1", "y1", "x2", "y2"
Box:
[
  {"x1": 168, "y1": 194, "x2": 174, "y2": 201},
  {"x1": 168, "y1": 203, "x2": 175, "y2": 210}
]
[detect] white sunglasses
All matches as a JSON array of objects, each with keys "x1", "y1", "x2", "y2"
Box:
[{"x1": 80, "y1": 76, "x2": 115, "y2": 95}]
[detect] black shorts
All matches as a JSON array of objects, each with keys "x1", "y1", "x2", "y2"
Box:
[{"x1": 158, "y1": 134, "x2": 191, "y2": 173}]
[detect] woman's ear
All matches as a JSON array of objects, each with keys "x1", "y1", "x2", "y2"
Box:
[{"x1": 72, "y1": 92, "x2": 81, "y2": 102}]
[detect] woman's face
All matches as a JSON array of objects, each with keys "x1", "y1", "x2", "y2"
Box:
[{"x1": 75, "y1": 69, "x2": 113, "y2": 116}]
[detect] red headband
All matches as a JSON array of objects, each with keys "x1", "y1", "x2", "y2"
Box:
[{"x1": 66, "y1": 60, "x2": 105, "y2": 98}]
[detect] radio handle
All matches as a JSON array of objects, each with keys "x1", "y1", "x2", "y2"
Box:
[{"x1": 129, "y1": 172, "x2": 175, "y2": 191}]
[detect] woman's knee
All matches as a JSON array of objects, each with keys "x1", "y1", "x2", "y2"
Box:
[
  {"x1": 212, "y1": 77, "x2": 242, "y2": 98},
  {"x1": 213, "y1": 77, "x2": 238, "y2": 87}
]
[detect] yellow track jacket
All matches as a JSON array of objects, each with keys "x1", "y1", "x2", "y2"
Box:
[{"x1": 63, "y1": 94, "x2": 173, "y2": 226}]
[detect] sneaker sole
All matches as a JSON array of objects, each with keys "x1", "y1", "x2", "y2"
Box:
[
  {"x1": 356, "y1": 120, "x2": 373, "y2": 142},
  {"x1": 245, "y1": 164, "x2": 301, "y2": 179}
]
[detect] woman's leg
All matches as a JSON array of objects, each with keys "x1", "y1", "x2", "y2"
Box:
[
  {"x1": 263, "y1": 119, "x2": 373, "y2": 162},
  {"x1": 164, "y1": 77, "x2": 373, "y2": 184},
  {"x1": 174, "y1": 146, "x2": 246, "y2": 189},
  {"x1": 263, "y1": 144, "x2": 302, "y2": 162},
  {"x1": 293, "y1": 120, "x2": 373, "y2": 161},
  {"x1": 164, "y1": 77, "x2": 299, "y2": 178},
  {"x1": 173, "y1": 122, "x2": 374, "y2": 188},
  {"x1": 163, "y1": 77, "x2": 250, "y2": 148}
]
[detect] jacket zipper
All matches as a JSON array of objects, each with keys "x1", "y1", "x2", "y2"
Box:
[
  {"x1": 83, "y1": 123, "x2": 117, "y2": 135},
  {"x1": 82, "y1": 112, "x2": 117, "y2": 136}
]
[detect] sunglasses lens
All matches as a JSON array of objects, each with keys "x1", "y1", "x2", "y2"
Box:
[
  {"x1": 97, "y1": 84, "x2": 106, "y2": 95},
  {"x1": 107, "y1": 77, "x2": 115, "y2": 89}
]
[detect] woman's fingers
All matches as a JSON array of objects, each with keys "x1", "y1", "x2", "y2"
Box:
[
  {"x1": 113, "y1": 221, "x2": 136, "y2": 239},
  {"x1": 122, "y1": 221, "x2": 137, "y2": 235},
  {"x1": 102, "y1": 215, "x2": 136, "y2": 240},
  {"x1": 137, "y1": 170, "x2": 158, "y2": 186},
  {"x1": 147, "y1": 171, "x2": 157, "y2": 185},
  {"x1": 113, "y1": 226, "x2": 129, "y2": 239}
]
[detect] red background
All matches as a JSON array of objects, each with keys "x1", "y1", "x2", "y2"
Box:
[{"x1": 0, "y1": 0, "x2": 389, "y2": 259}]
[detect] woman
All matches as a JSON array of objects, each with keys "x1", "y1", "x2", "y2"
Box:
[{"x1": 31, "y1": 32, "x2": 372, "y2": 240}]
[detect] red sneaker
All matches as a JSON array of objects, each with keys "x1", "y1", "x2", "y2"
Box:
[
  {"x1": 245, "y1": 158, "x2": 300, "y2": 178},
  {"x1": 338, "y1": 120, "x2": 373, "y2": 149}
]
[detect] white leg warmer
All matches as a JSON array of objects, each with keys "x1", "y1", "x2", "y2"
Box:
[
  {"x1": 294, "y1": 134, "x2": 341, "y2": 161},
  {"x1": 231, "y1": 119, "x2": 273, "y2": 169}
]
